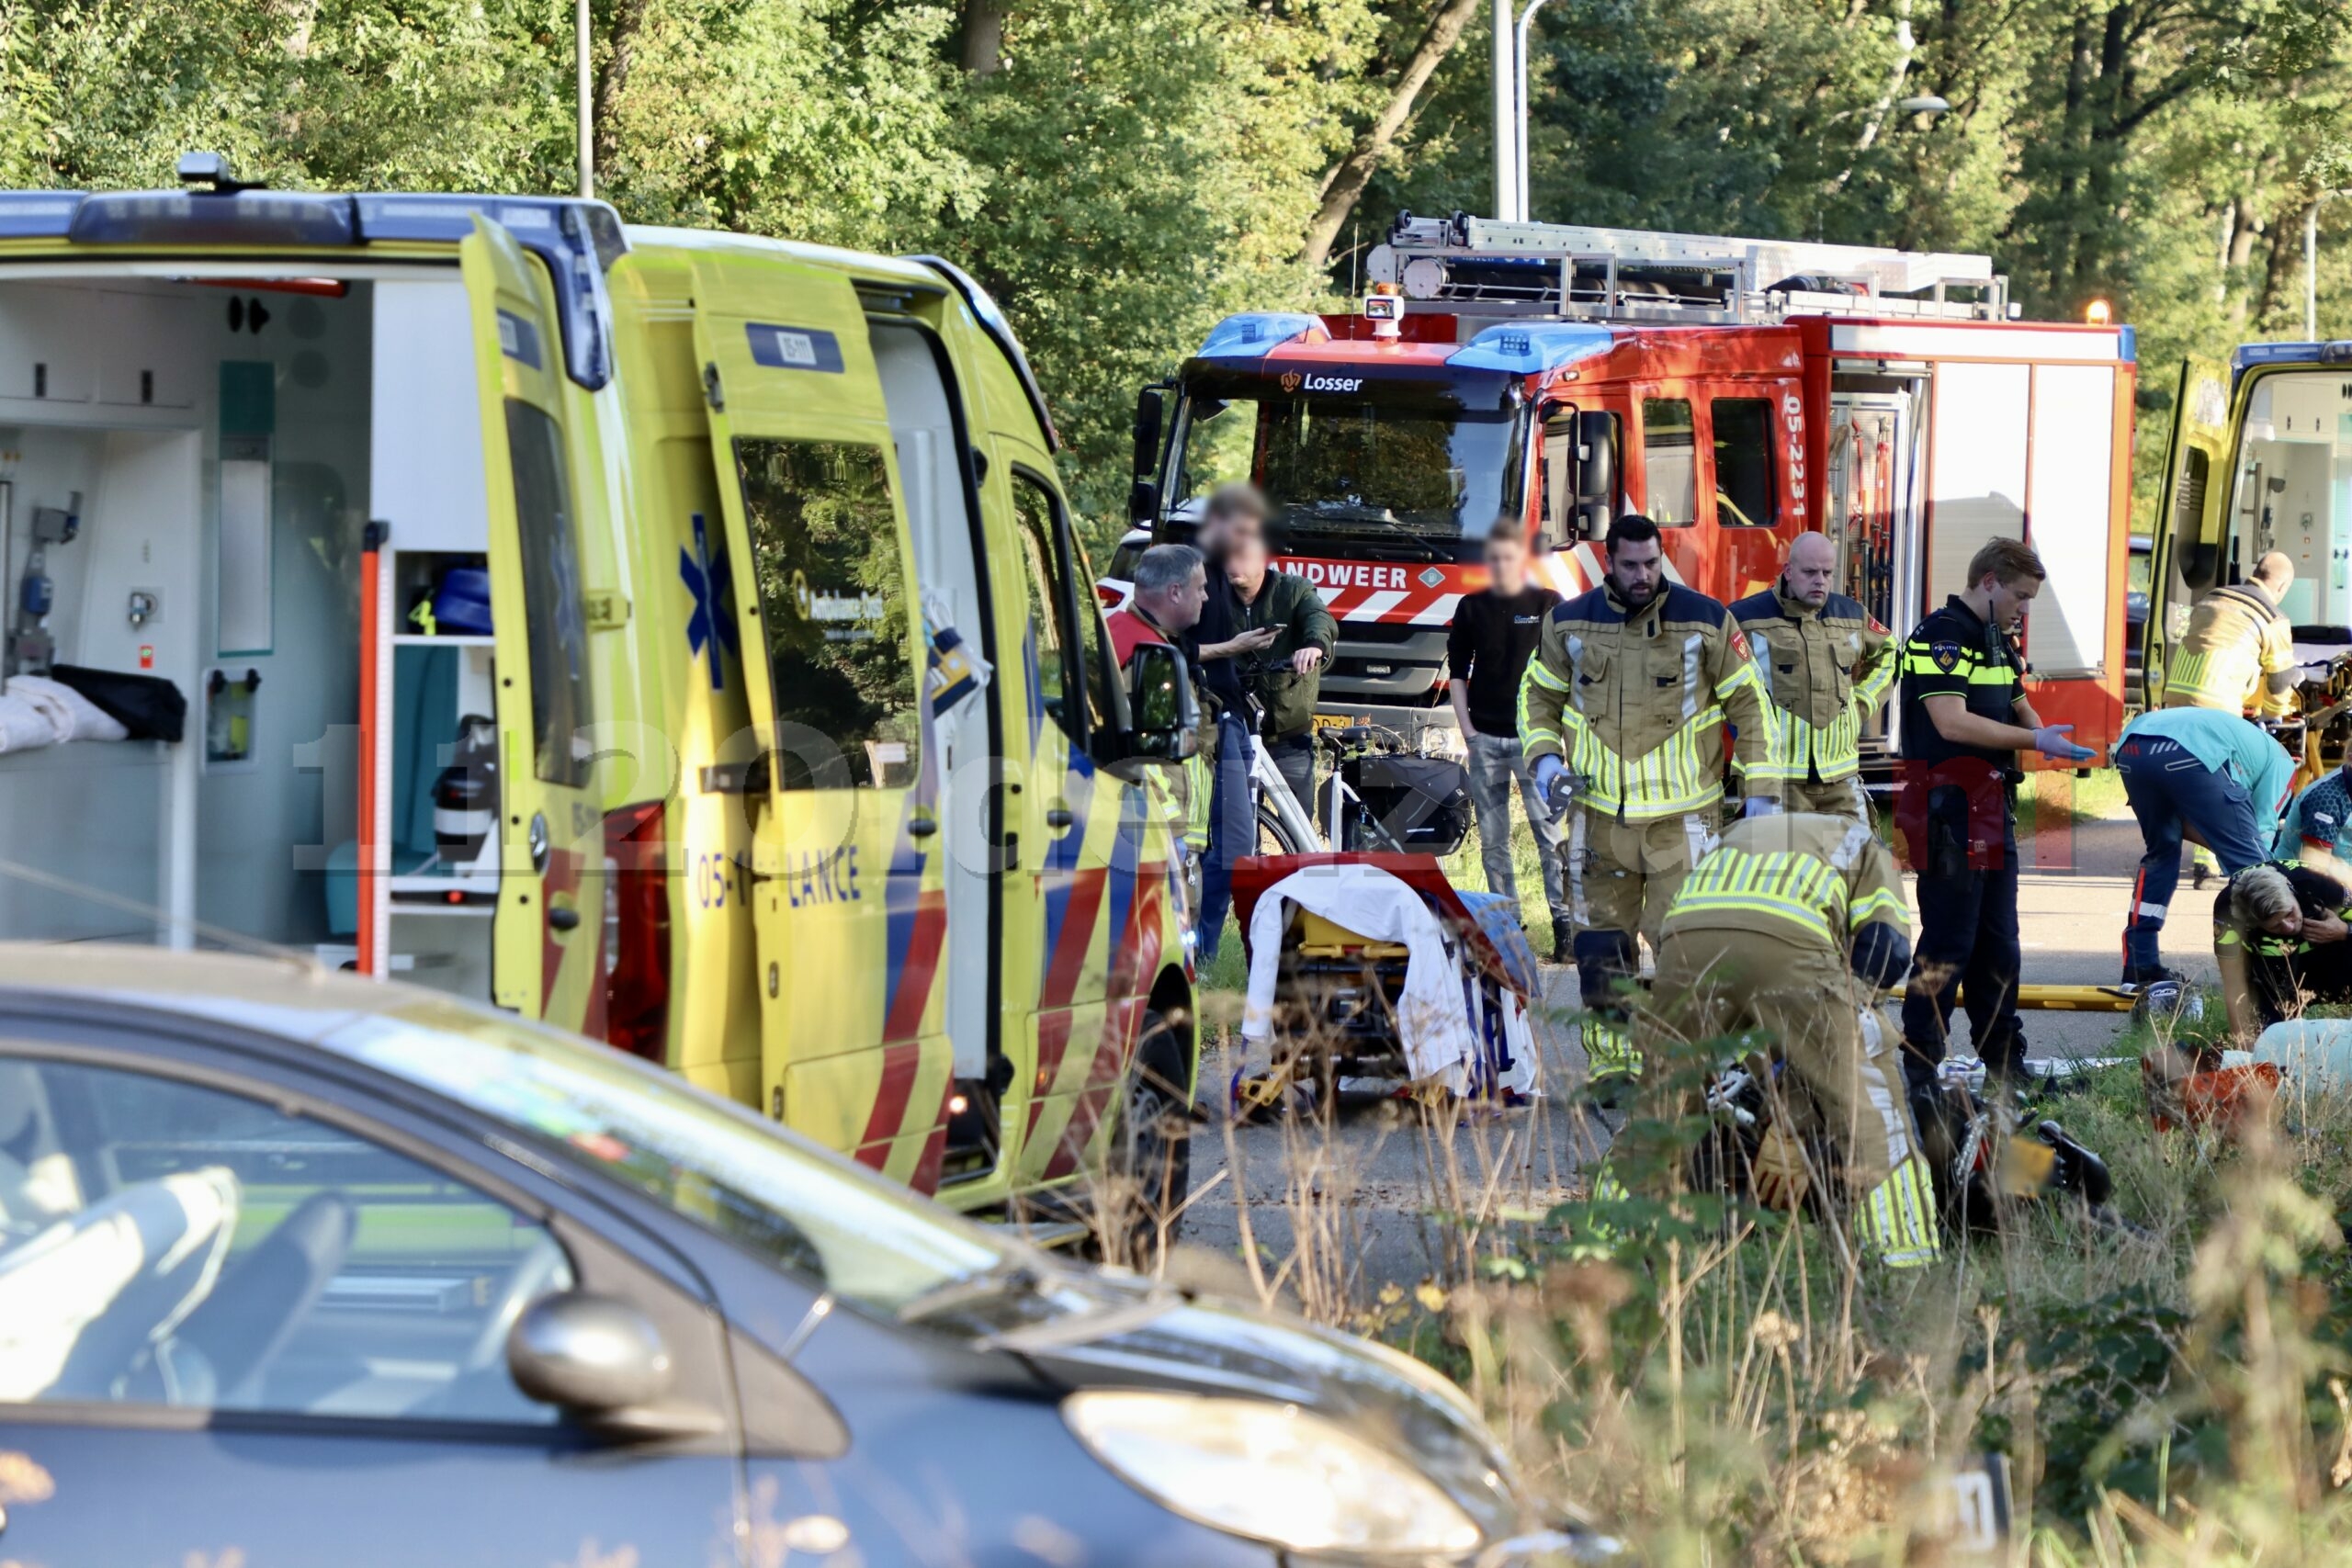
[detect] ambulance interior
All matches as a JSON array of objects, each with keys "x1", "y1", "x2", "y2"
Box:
[
  {"x1": 2222, "y1": 371, "x2": 2352, "y2": 637},
  {"x1": 0, "y1": 270, "x2": 498, "y2": 992}
]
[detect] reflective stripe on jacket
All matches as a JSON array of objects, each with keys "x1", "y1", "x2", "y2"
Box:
[
  {"x1": 1517, "y1": 580, "x2": 1777, "y2": 820},
  {"x1": 2164, "y1": 583, "x2": 2296, "y2": 718},
  {"x1": 1731, "y1": 586, "x2": 1892, "y2": 785},
  {"x1": 1662, "y1": 811, "x2": 1907, "y2": 947}
]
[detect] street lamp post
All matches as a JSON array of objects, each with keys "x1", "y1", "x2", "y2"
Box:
[
  {"x1": 577, "y1": 0, "x2": 594, "y2": 200},
  {"x1": 1491, "y1": 0, "x2": 1517, "y2": 220},
  {"x1": 1514, "y1": 0, "x2": 1552, "y2": 222}
]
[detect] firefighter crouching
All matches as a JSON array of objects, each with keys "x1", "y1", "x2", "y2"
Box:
[
  {"x1": 1733, "y1": 530, "x2": 1892, "y2": 822},
  {"x1": 2163, "y1": 551, "x2": 2298, "y2": 718},
  {"x1": 1627, "y1": 811, "x2": 1940, "y2": 1269},
  {"x1": 1519, "y1": 514, "x2": 1780, "y2": 1097}
]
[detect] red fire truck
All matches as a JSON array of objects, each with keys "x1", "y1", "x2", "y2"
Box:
[{"x1": 1121, "y1": 214, "x2": 2138, "y2": 769}]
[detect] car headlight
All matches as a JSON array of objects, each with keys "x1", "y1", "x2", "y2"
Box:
[{"x1": 1063, "y1": 1389, "x2": 1482, "y2": 1556}]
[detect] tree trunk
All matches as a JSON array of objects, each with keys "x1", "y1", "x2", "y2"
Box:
[
  {"x1": 961, "y1": 0, "x2": 1006, "y2": 75},
  {"x1": 2255, "y1": 197, "x2": 2312, "y2": 332},
  {"x1": 1298, "y1": 0, "x2": 1486, "y2": 276},
  {"x1": 592, "y1": 0, "x2": 649, "y2": 179}
]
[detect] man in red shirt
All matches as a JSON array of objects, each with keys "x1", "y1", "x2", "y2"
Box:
[{"x1": 1108, "y1": 543, "x2": 1209, "y2": 668}]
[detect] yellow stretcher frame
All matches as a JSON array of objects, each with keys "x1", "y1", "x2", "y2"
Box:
[{"x1": 1890, "y1": 983, "x2": 2143, "y2": 1013}]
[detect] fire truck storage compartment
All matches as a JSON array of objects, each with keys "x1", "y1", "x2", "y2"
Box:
[
  {"x1": 1921, "y1": 358, "x2": 2116, "y2": 679},
  {"x1": 0, "y1": 271, "x2": 495, "y2": 988}
]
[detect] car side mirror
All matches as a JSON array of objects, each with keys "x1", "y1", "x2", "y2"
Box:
[
  {"x1": 1125, "y1": 642, "x2": 1199, "y2": 763},
  {"x1": 508, "y1": 1292, "x2": 717, "y2": 1438}
]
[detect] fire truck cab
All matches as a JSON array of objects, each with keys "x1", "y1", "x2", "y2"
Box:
[{"x1": 1131, "y1": 214, "x2": 2138, "y2": 768}]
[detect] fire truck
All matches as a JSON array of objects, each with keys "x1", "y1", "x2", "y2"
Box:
[{"x1": 1125, "y1": 213, "x2": 2139, "y2": 768}]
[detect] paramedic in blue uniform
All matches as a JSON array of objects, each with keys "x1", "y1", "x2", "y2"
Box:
[
  {"x1": 1895, "y1": 537, "x2": 2098, "y2": 1089},
  {"x1": 2281, "y1": 760, "x2": 2352, "y2": 885}
]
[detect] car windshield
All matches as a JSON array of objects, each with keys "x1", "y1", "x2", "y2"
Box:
[
  {"x1": 1174, "y1": 389, "x2": 1521, "y2": 542},
  {"x1": 317, "y1": 1006, "x2": 1007, "y2": 1317}
]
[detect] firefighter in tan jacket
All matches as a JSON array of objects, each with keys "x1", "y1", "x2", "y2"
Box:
[
  {"x1": 1732, "y1": 532, "x2": 1892, "y2": 822},
  {"x1": 2163, "y1": 552, "x2": 2298, "y2": 719},
  {"x1": 1519, "y1": 515, "x2": 1779, "y2": 1092}
]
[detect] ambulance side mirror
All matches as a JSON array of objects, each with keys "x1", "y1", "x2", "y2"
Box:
[{"x1": 1125, "y1": 642, "x2": 1200, "y2": 763}]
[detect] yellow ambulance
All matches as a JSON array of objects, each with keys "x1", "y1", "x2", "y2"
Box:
[{"x1": 0, "y1": 156, "x2": 1201, "y2": 1241}]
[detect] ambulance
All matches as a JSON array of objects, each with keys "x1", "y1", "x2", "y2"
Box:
[
  {"x1": 2145, "y1": 342, "x2": 2352, "y2": 770},
  {"x1": 0, "y1": 155, "x2": 1200, "y2": 1237},
  {"x1": 1128, "y1": 212, "x2": 2139, "y2": 767}
]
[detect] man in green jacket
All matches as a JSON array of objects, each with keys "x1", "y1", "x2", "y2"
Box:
[{"x1": 1227, "y1": 531, "x2": 1339, "y2": 817}]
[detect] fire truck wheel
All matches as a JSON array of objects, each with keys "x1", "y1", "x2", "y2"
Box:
[{"x1": 1112, "y1": 1011, "x2": 1194, "y2": 1271}]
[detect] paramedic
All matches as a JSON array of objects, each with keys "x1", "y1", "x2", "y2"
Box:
[
  {"x1": 2110, "y1": 704, "x2": 2296, "y2": 985},
  {"x1": 1631, "y1": 810, "x2": 1939, "y2": 1270},
  {"x1": 1519, "y1": 513, "x2": 1779, "y2": 1096},
  {"x1": 1107, "y1": 544, "x2": 1207, "y2": 668},
  {"x1": 1447, "y1": 530, "x2": 1568, "y2": 961},
  {"x1": 1227, "y1": 531, "x2": 1337, "y2": 817},
  {"x1": 1187, "y1": 488, "x2": 1279, "y2": 959},
  {"x1": 2213, "y1": 861, "x2": 2352, "y2": 1042},
  {"x1": 1732, "y1": 531, "x2": 1893, "y2": 822},
  {"x1": 1895, "y1": 537, "x2": 2098, "y2": 1090},
  {"x1": 2280, "y1": 759, "x2": 2352, "y2": 885},
  {"x1": 2164, "y1": 552, "x2": 2299, "y2": 719}
]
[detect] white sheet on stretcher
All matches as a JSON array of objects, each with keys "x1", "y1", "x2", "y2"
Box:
[{"x1": 1240, "y1": 862, "x2": 1534, "y2": 1095}]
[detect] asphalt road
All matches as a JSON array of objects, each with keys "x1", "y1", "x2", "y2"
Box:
[{"x1": 1176, "y1": 803, "x2": 2184, "y2": 1303}]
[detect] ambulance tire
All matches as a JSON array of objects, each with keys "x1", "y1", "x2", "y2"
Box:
[
  {"x1": 1111, "y1": 1011, "x2": 1193, "y2": 1271},
  {"x1": 1256, "y1": 803, "x2": 1308, "y2": 856}
]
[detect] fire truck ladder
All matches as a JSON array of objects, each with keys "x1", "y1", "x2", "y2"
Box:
[{"x1": 1369, "y1": 212, "x2": 2009, "y2": 325}]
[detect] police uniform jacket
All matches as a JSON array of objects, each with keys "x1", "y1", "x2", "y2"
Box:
[
  {"x1": 1731, "y1": 584, "x2": 1893, "y2": 786},
  {"x1": 1516, "y1": 579, "x2": 1776, "y2": 820}
]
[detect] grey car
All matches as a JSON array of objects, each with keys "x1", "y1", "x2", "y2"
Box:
[{"x1": 0, "y1": 946, "x2": 1611, "y2": 1567}]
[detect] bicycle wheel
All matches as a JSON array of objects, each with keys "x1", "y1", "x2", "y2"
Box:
[{"x1": 1256, "y1": 800, "x2": 1307, "y2": 855}]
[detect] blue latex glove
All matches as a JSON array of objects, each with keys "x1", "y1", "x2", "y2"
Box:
[
  {"x1": 1742, "y1": 795, "x2": 1781, "y2": 818},
  {"x1": 2033, "y1": 723, "x2": 2098, "y2": 763},
  {"x1": 1531, "y1": 754, "x2": 1576, "y2": 820}
]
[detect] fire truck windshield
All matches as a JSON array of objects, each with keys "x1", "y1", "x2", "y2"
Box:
[{"x1": 1171, "y1": 387, "x2": 1522, "y2": 545}]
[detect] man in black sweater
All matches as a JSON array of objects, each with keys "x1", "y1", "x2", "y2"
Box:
[
  {"x1": 1446, "y1": 531, "x2": 1567, "y2": 959},
  {"x1": 1186, "y1": 483, "x2": 1277, "y2": 959}
]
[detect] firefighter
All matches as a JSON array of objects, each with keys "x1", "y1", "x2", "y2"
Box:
[
  {"x1": 2163, "y1": 551, "x2": 2298, "y2": 718},
  {"x1": 1519, "y1": 513, "x2": 1780, "y2": 1097},
  {"x1": 1732, "y1": 531, "x2": 1893, "y2": 822},
  {"x1": 1895, "y1": 537, "x2": 2098, "y2": 1090},
  {"x1": 1633, "y1": 811, "x2": 1940, "y2": 1269}
]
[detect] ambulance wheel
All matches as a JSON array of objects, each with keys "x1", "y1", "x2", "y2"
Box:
[
  {"x1": 1256, "y1": 803, "x2": 1307, "y2": 856},
  {"x1": 1112, "y1": 1011, "x2": 1193, "y2": 1271}
]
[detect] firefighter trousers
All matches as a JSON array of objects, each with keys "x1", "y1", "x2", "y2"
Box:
[
  {"x1": 1641, "y1": 930, "x2": 1940, "y2": 1269},
  {"x1": 1781, "y1": 773, "x2": 1872, "y2": 826},
  {"x1": 1565, "y1": 804, "x2": 1717, "y2": 1078}
]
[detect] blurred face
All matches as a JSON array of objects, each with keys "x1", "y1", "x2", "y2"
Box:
[
  {"x1": 1608, "y1": 537, "x2": 1665, "y2": 608},
  {"x1": 1227, "y1": 536, "x2": 1270, "y2": 588},
  {"x1": 1982, "y1": 570, "x2": 2042, "y2": 633},
  {"x1": 1146, "y1": 565, "x2": 1208, "y2": 633},
  {"x1": 1199, "y1": 507, "x2": 1262, "y2": 558},
  {"x1": 1485, "y1": 536, "x2": 1530, "y2": 594},
  {"x1": 1782, "y1": 535, "x2": 1836, "y2": 609}
]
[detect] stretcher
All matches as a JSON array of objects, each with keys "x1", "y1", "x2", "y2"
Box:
[
  {"x1": 1230, "y1": 852, "x2": 1541, "y2": 1115},
  {"x1": 1891, "y1": 982, "x2": 2145, "y2": 1012}
]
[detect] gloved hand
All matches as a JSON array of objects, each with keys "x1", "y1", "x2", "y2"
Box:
[
  {"x1": 1751, "y1": 1122, "x2": 1812, "y2": 1212},
  {"x1": 2032, "y1": 723, "x2": 2098, "y2": 763},
  {"x1": 1742, "y1": 795, "x2": 1781, "y2": 819},
  {"x1": 1531, "y1": 754, "x2": 1577, "y2": 820}
]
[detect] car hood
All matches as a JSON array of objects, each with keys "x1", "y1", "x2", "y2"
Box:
[{"x1": 990, "y1": 1289, "x2": 1540, "y2": 1543}]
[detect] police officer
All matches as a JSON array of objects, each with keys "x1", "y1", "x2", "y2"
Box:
[
  {"x1": 1633, "y1": 811, "x2": 1940, "y2": 1271},
  {"x1": 1732, "y1": 531, "x2": 1893, "y2": 822},
  {"x1": 1519, "y1": 514, "x2": 1779, "y2": 1096},
  {"x1": 1896, "y1": 537, "x2": 2098, "y2": 1089},
  {"x1": 2165, "y1": 551, "x2": 2298, "y2": 718}
]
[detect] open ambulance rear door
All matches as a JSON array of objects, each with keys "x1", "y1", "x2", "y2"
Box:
[
  {"x1": 2142, "y1": 355, "x2": 2232, "y2": 707},
  {"x1": 685, "y1": 251, "x2": 956, "y2": 1190},
  {"x1": 458, "y1": 218, "x2": 610, "y2": 1032}
]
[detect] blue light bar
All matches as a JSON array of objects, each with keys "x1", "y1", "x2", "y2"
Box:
[
  {"x1": 70, "y1": 190, "x2": 357, "y2": 247},
  {"x1": 1197, "y1": 312, "x2": 1326, "y2": 358},
  {"x1": 1447, "y1": 321, "x2": 1612, "y2": 375},
  {"x1": 2232, "y1": 339, "x2": 2352, "y2": 372},
  {"x1": 904, "y1": 254, "x2": 1059, "y2": 452},
  {"x1": 2118, "y1": 324, "x2": 2136, "y2": 363},
  {"x1": 0, "y1": 193, "x2": 81, "y2": 240}
]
